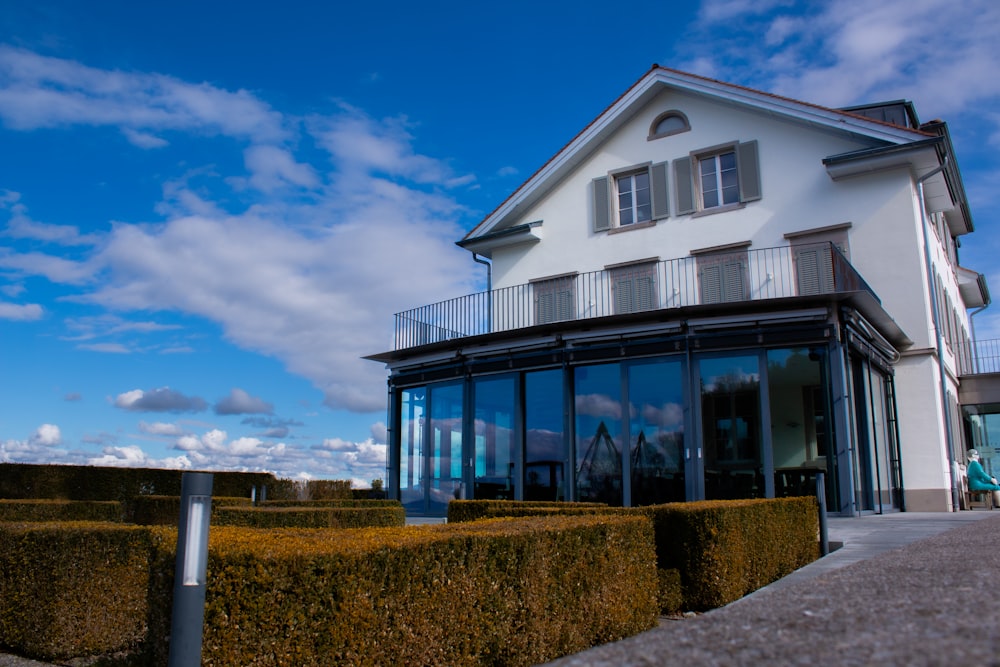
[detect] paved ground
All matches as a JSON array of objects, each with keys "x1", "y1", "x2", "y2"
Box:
[
  {"x1": 547, "y1": 511, "x2": 1000, "y2": 666},
  {"x1": 3, "y1": 511, "x2": 997, "y2": 666}
]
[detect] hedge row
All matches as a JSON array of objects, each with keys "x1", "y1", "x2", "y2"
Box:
[
  {"x1": 449, "y1": 497, "x2": 820, "y2": 613},
  {"x1": 0, "y1": 522, "x2": 154, "y2": 660},
  {"x1": 0, "y1": 499, "x2": 124, "y2": 523},
  {"x1": 0, "y1": 516, "x2": 658, "y2": 665},
  {"x1": 447, "y1": 500, "x2": 609, "y2": 523},
  {"x1": 211, "y1": 505, "x2": 406, "y2": 529},
  {"x1": 130, "y1": 496, "x2": 253, "y2": 526}
]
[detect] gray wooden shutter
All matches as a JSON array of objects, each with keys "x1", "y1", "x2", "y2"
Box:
[
  {"x1": 699, "y1": 264, "x2": 723, "y2": 304},
  {"x1": 736, "y1": 140, "x2": 761, "y2": 202},
  {"x1": 723, "y1": 258, "x2": 748, "y2": 302},
  {"x1": 593, "y1": 176, "x2": 610, "y2": 232},
  {"x1": 636, "y1": 274, "x2": 656, "y2": 310},
  {"x1": 614, "y1": 276, "x2": 633, "y2": 314},
  {"x1": 673, "y1": 157, "x2": 695, "y2": 215},
  {"x1": 651, "y1": 162, "x2": 669, "y2": 220},
  {"x1": 555, "y1": 288, "x2": 574, "y2": 321},
  {"x1": 796, "y1": 247, "x2": 821, "y2": 296},
  {"x1": 536, "y1": 291, "x2": 555, "y2": 324}
]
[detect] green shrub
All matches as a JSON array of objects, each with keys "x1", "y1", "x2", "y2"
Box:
[
  {"x1": 0, "y1": 499, "x2": 123, "y2": 523},
  {"x1": 260, "y1": 499, "x2": 401, "y2": 508},
  {"x1": 0, "y1": 522, "x2": 154, "y2": 661},
  {"x1": 138, "y1": 516, "x2": 659, "y2": 666},
  {"x1": 447, "y1": 500, "x2": 608, "y2": 523},
  {"x1": 648, "y1": 497, "x2": 819, "y2": 610},
  {"x1": 129, "y1": 495, "x2": 253, "y2": 525},
  {"x1": 212, "y1": 505, "x2": 406, "y2": 529}
]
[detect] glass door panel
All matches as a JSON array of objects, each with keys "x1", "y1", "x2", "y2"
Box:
[
  {"x1": 429, "y1": 383, "x2": 463, "y2": 515},
  {"x1": 473, "y1": 376, "x2": 517, "y2": 500},
  {"x1": 525, "y1": 370, "x2": 566, "y2": 501},
  {"x1": 574, "y1": 363, "x2": 623, "y2": 505},
  {"x1": 628, "y1": 360, "x2": 685, "y2": 505},
  {"x1": 767, "y1": 348, "x2": 831, "y2": 500},
  {"x1": 700, "y1": 355, "x2": 762, "y2": 500},
  {"x1": 399, "y1": 387, "x2": 426, "y2": 514}
]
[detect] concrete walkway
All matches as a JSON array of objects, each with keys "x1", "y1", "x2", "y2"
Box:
[
  {"x1": 3, "y1": 511, "x2": 997, "y2": 666},
  {"x1": 547, "y1": 510, "x2": 1000, "y2": 666}
]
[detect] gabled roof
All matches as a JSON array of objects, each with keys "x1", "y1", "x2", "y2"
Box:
[{"x1": 463, "y1": 65, "x2": 940, "y2": 244}]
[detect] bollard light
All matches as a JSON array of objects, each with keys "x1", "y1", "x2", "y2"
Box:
[
  {"x1": 169, "y1": 472, "x2": 214, "y2": 667},
  {"x1": 181, "y1": 493, "x2": 211, "y2": 586}
]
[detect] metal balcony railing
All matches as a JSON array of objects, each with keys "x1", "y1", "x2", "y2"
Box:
[
  {"x1": 393, "y1": 242, "x2": 875, "y2": 351},
  {"x1": 958, "y1": 339, "x2": 1000, "y2": 375}
]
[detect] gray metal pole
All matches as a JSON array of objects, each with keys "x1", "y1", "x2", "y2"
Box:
[
  {"x1": 816, "y1": 471, "x2": 829, "y2": 556},
  {"x1": 168, "y1": 472, "x2": 214, "y2": 667}
]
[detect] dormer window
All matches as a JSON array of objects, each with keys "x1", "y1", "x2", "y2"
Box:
[{"x1": 648, "y1": 111, "x2": 690, "y2": 140}]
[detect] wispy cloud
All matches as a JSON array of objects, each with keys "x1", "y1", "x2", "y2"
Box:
[{"x1": 0, "y1": 47, "x2": 479, "y2": 413}]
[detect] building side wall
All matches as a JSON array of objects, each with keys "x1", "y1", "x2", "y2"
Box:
[{"x1": 894, "y1": 353, "x2": 955, "y2": 511}]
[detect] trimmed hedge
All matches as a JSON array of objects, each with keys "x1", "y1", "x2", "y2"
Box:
[
  {"x1": 448, "y1": 496, "x2": 820, "y2": 613},
  {"x1": 211, "y1": 505, "x2": 406, "y2": 529},
  {"x1": 261, "y1": 499, "x2": 401, "y2": 508},
  {"x1": 0, "y1": 522, "x2": 154, "y2": 661},
  {"x1": 0, "y1": 499, "x2": 123, "y2": 523},
  {"x1": 649, "y1": 497, "x2": 819, "y2": 610},
  {"x1": 130, "y1": 495, "x2": 253, "y2": 525},
  {"x1": 448, "y1": 500, "x2": 608, "y2": 523},
  {"x1": 137, "y1": 516, "x2": 658, "y2": 665}
]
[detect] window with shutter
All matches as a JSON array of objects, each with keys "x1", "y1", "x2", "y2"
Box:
[
  {"x1": 612, "y1": 264, "x2": 658, "y2": 314},
  {"x1": 677, "y1": 140, "x2": 762, "y2": 215},
  {"x1": 593, "y1": 163, "x2": 669, "y2": 233},
  {"x1": 794, "y1": 244, "x2": 835, "y2": 295},
  {"x1": 697, "y1": 251, "x2": 749, "y2": 304},
  {"x1": 534, "y1": 276, "x2": 576, "y2": 325},
  {"x1": 786, "y1": 227, "x2": 851, "y2": 297}
]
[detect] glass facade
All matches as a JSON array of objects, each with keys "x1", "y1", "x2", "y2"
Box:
[{"x1": 388, "y1": 336, "x2": 895, "y2": 516}]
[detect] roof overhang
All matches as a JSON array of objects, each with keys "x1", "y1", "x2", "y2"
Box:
[
  {"x1": 958, "y1": 265, "x2": 991, "y2": 308},
  {"x1": 455, "y1": 220, "x2": 542, "y2": 258}
]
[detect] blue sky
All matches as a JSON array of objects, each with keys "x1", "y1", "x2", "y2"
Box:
[{"x1": 2, "y1": 0, "x2": 999, "y2": 486}]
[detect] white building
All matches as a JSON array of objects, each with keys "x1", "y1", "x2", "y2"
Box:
[{"x1": 368, "y1": 66, "x2": 990, "y2": 516}]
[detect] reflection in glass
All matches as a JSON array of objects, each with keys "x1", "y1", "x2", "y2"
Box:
[
  {"x1": 399, "y1": 387, "x2": 426, "y2": 514},
  {"x1": 701, "y1": 355, "x2": 761, "y2": 500},
  {"x1": 628, "y1": 361, "x2": 685, "y2": 505},
  {"x1": 767, "y1": 348, "x2": 835, "y2": 504},
  {"x1": 429, "y1": 383, "x2": 463, "y2": 515},
  {"x1": 525, "y1": 370, "x2": 566, "y2": 501},
  {"x1": 575, "y1": 364, "x2": 623, "y2": 505},
  {"x1": 474, "y1": 376, "x2": 517, "y2": 500}
]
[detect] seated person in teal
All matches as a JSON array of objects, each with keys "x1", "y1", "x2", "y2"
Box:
[{"x1": 967, "y1": 449, "x2": 1000, "y2": 491}]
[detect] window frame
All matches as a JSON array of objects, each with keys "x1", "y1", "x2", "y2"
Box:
[
  {"x1": 674, "y1": 140, "x2": 761, "y2": 217},
  {"x1": 647, "y1": 110, "x2": 691, "y2": 141},
  {"x1": 593, "y1": 162, "x2": 669, "y2": 234}
]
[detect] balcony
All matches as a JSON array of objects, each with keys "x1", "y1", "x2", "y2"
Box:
[
  {"x1": 959, "y1": 339, "x2": 1000, "y2": 376},
  {"x1": 392, "y1": 242, "x2": 877, "y2": 352}
]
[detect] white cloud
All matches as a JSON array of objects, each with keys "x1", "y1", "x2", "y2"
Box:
[
  {"x1": 87, "y1": 445, "x2": 191, "y2": 469},
  {"x1": 121, "y1": 127, "x2": 168, "y2": 149},
  {"x1": 243, "y1": 145, "x2": 320, "y2": 192},
  {"x1": 0, "y1": 301, "x2": 42, "y2": 321},
  {"x1": 30, "y1": 424, "x2": 61, "y2": 447},
  {"x1": 114, "y1": 387, "x2": 208, "y2": 412},
  {"x1": 0, "y1": 45, "x2": 287, "y2": 143},
  {"x1": 684, "y1": 0, "x2": 1000, "y2": 119},
  {"x1": 0, "y1": 49, "x2": 479, "y2": 416},
  {"x1": 139, "y1": 421, "x2": 185, "y2": 436},
  {"x1": 214, "y1": 388, "x2": 274, "y2": 415}
]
